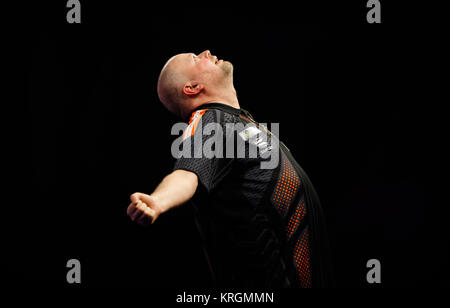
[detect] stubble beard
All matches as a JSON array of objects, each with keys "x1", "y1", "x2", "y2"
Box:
[
  {"x1": 221, "y1": 61, "x2": 233, "y2": 76},
  {"x1": 218, "y1": 61, "x2": 234, "y2": 88}
]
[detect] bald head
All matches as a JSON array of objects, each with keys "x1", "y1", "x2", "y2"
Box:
[
  {"x1": 157, "y1": 50, "x2": 235, "y2": 119},
  {"x1": 157, "y1": 55, "x2": 188, "y2": 117}
]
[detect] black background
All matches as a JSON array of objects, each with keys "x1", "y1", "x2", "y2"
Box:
[{"x1": 4, "y1": 1, "x2": 447, "y2": 290}]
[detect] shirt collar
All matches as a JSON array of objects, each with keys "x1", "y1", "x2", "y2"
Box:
[{"x1": 192, "y1": 102, "x2": 255, "y2": 120}]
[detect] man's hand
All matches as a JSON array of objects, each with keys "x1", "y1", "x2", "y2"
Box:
[
  {"x1": 126, "y1": 170, "x2": 198, "y2": 226},
  {"x1": 127, "y1": 193, "x2": 161, "y2": 226}
]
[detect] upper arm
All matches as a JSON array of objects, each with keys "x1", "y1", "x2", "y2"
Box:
[{"x1": 171, "y1": 169, "x2": 198, "y2": 191}]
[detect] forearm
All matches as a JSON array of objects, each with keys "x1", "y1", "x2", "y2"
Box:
[{"x1": 150, "y1": 169, "x2": 198, "y2": 214}]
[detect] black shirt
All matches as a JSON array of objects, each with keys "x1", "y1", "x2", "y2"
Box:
[{"x1": 173, "y1": 103, "x2": 332, "y2": 288}]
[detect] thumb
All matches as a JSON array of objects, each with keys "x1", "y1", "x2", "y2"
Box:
[{"x1": 139, "y1": 193, "x2": 156, "y2": 206}]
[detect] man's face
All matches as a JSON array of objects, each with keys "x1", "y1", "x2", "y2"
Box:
[{"x1": 175, "y1": 50, "x2": 233, "y2": 89}]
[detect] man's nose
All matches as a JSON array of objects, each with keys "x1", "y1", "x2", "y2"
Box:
[{"x1": 200, "y1": 50, "x2": 211, "y2": 58}]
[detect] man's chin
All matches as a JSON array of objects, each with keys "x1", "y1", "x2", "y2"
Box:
[{"x1": 221, "y1": 61, "x2": 233, "y2": 74}]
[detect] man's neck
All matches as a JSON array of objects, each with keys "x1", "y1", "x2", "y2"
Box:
[
  {"x1": 202, "y1": 98, "x2": 239, "y2": 109},
  {"x1": 184, "y1": 91, "x2": 240, "y2": 119},
  {"x1": 201, "y1": 91, "x2": 240, "y2": 110}
]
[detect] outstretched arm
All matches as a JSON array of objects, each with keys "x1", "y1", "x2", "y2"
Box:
[{"x1": 127, "y1": 169, "x2": 198, "y2": 225}]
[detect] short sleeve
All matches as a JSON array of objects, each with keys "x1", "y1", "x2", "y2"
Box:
[{"x1": 173, "y1": 109, "x2": 233, "y2": 193}]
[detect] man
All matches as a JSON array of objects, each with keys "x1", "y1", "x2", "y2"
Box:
[{"x1": 126, "y1": 50, "x2": 333, "y2": 287}]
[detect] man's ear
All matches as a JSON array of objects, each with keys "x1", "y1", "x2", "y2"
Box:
[{"x1": 183, "y1": 81, "x2": 204, "y2": 96}]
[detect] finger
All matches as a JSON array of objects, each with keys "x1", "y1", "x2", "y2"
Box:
[
  {"x1": 135, "y1": 202, "x2": 150, "y2": 218},
  {"x1": 131, "y1": 204, "x2": 144, "y2": 221},
  {"x1": 137, "y1": 206, "x2": 156, "y2": 225},
  {"x1": 132, "y1": 201, "x2": 151, "y2": 221},
  {"x1": 126, "y1": 203, "x2": 137, "y2": 217},
  {"x1": 136, "y1": 209, "x2": 152, "y2": 225},
  {"x1": 137, "y1": 213, "x2": 152, "y2": 226},
  {"x1": 136, "y1": 200, "x2": 147, "y2": 211}
]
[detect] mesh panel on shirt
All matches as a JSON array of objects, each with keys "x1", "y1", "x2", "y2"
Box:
[
  {"x1": 271, "y1": 152, "x2": 312, "y2": 287},
  {"x1": 292, "y1": 226, "x2": 312, "y2": 288},
  {"x1": 285, "y1": 197, "x2": 307, "y2": 239},
  {"x1": 271, "y1": 154, "x2": 300, "y2": 217}
]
